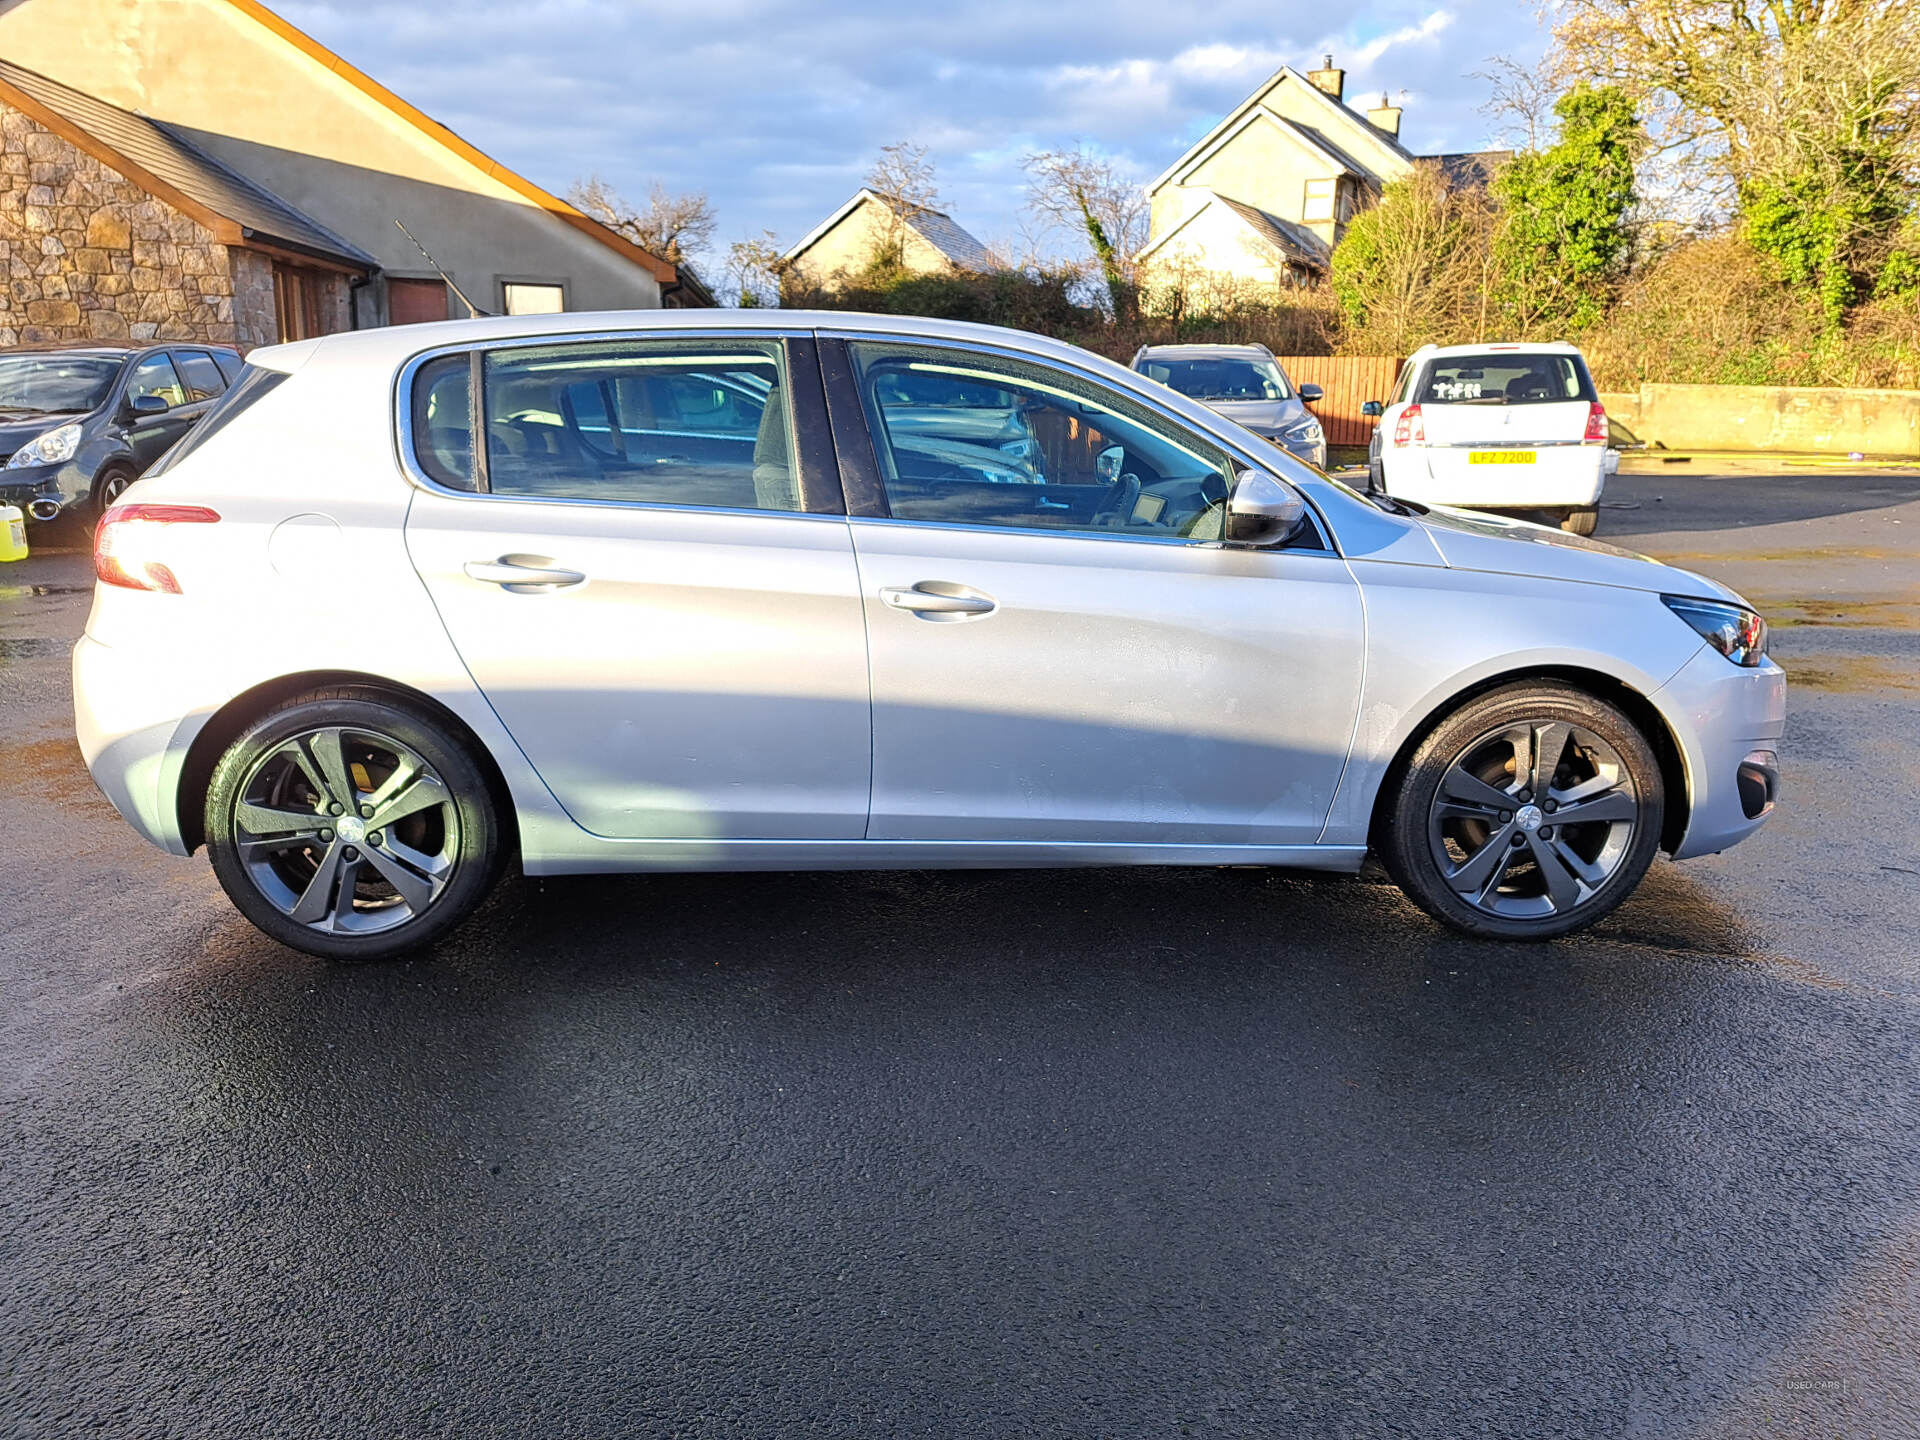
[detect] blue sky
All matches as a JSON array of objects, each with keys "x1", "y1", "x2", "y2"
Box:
[{"x1": 277, "y1": 0, "x2": 1548, "y2": 265}]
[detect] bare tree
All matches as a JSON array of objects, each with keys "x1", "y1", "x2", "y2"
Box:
[
  {"x1": 568, "y1": 175, "x2": 717, "y2": 267},
  {"x1": 863, "y1": 142, "x2": 942, "y2": 270},
  {"x1": 721, "y1": 230, "x2": 789, "y2": 308},
  {"x1": 1475, "y1": 54, "x2": 1561, "y2": 151},
  {"x1": 1022, "y1": 147, "x2": 1147, "y2": 318}
]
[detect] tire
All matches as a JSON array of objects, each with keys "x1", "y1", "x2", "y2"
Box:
[
  {"x1": 1367, "y1": 459, "x2": 1386, "y2": 495},
  {"x1": 205, "y1": 688, "x2": 504, "y2": 961},
  {"x1": 94, "y1": 464, "x2": 139, "y2": 515},
  {"x1": 1561, "y1": 506, "x2": 1598, "y2": 536},
  {"x1": 1379, "y1": 682, "x2": 1664, "y2": 940}
]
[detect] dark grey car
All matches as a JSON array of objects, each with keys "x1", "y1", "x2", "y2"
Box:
[
  {"x1": 1131, "y1": 343, "x2": 1327, "y2": 469},
  {"x1": 0, "y1": 341, "x2": 242, "y2": 529}
]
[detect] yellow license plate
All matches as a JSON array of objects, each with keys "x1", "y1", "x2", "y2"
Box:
[{"x1": 1469, "y1": 451, "x2": 1536, "y2": 465}]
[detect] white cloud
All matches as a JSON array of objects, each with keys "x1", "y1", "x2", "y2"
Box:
[{"x1": 276, "y1": 0, "x2": 1545, "y2": 265}]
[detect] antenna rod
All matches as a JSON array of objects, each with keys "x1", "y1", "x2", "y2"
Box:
[{"x1": 393, "y1": 219, "x2": 489, "y2": 318}]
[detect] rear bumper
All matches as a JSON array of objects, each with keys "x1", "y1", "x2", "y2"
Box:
[
  {"x1": 73, "y1": 631, "x2": 202, "y2": 855},
  {"x1": 1383, "y1": 446, "x2": 1607, "y2": 509},
  {"x1": 1652, "y1": 645, "x2": 1788, "y2": 859}
]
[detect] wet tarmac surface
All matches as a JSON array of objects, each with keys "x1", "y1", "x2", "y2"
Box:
[{"x1": 3, "y1": 471, "x2": 1918, "y2": 1438}]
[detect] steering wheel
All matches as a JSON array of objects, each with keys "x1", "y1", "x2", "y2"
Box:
[{"x1": 1091, "y1": 471, "x2": 1142, "y2": 529}]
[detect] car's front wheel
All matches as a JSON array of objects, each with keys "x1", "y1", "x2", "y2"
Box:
[
  {"x1": 1379, "y1": 683, "x2": 1664, "y2": 940},
  {"x1": 205, "y1": 689, "x2": 504, "y2": 960}
]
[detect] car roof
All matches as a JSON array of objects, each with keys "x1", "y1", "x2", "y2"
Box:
[
  {"x1": 1412, "y1": 341, "x2": 1586, "y2": 359},
  {"x1": 1132, "y1": 344, "x2": 1274, "y2": 361},
  {"x1": 0, "y1": 340, "x2": 239, "y2": 358}
]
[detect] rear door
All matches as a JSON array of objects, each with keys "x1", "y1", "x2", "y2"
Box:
[{"x1": 401, "y1": 333, "x2": 872, "y2": 841}]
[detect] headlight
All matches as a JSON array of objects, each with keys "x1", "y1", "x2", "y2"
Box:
[
  {"x1": 1281, "y1": 418, "x2": 1324, "y2": 444},
  {"x1": 1663, "y1": 595, "x2": 1769, "y2": 666},
  {"x1": 7, "y1": 421, "x2": 82, "y2": 468}
]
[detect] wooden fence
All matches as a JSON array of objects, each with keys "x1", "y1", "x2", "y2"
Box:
[{"x1": 1277, "y1": 355, "x2": 1404, "y2": 448}]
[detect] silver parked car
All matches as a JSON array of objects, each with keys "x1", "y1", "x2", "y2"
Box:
[
  {"x1": 1132, "y1": 342, "x2": 1327, "y2": 468},
  {"x1": 75, "y1": 312, "x2": 1783, "y2": 961}
]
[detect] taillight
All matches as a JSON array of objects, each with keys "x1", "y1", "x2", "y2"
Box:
[
  {"x1": 1583, "y1": 402, "x2": 1608, "y2": 444},
  {"x1": 1393, "y1": 403, "x2": 1425, "y2": 446},
  {"x1": 94, "y1": 503, "x2": 220, "y2": 593}
]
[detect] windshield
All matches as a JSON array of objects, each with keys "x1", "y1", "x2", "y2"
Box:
[
  {"x1": 1143, "y1": 356, "x2": 1293, "y2": 403},
  {"x1": 0, "y1": 354, "x2": 118, "y2": 415},
  {"x1": 1417, "y1": 353, "x2": 1596, "y2": 406}
]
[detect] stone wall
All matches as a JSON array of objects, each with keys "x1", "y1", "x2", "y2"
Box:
[{"x1": 0, "y1": 102, "x2": 274, "y2": 349}]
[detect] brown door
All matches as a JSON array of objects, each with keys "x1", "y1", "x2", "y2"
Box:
[{"x1": 388, "y1": 278, "x2": 451, "y2": 325}]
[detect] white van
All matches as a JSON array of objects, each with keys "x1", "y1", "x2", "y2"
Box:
[{"x1": 1364, "y1": 342, "x2": 1617, "y2": 534}]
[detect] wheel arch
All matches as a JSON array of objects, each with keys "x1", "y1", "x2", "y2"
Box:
[
  {"x1": 1365, "y1": 664, "x2": 1690, "y2": 855},
  {"x1": 176, "y1": 670, "x2": 521, "y2": 858}
]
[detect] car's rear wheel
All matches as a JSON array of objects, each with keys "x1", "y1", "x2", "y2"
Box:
[
  {"x1": 205, "y1": 689, "x2": 504, "y2": 961},
  {"x1": 1379, "y1": 683, "x2": 1664, "y2": 940},
  {"x1": 1561, "y1": 506, "x2": 1598, "y2": 536}
]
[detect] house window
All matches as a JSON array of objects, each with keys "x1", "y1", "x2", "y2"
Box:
[
  {"x1": 503, "y1": 282, "x2": 565, "y2": 316},
  {"x1": 1303, "y1": 178, "x2": 1337, "y2": 224}
]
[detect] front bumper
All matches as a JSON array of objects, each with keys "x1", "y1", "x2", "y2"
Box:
[
  {"x1": 1, "y1": 459, "x2": 90, "y2": 521},
  {"x1": 1652, "y1": 644, "x2": 1788, "y2": 859}
]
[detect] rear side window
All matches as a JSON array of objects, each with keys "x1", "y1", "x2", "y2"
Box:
[
  {"x1": 142, "y1": 364, "x2": 287, "y2": 478},
  {"x1": 1417, "y1": 353, "x2": 1596, "y2": 405},
  {"x1": 480, "y1": 338, "x2": 796, "y2": 511},
  {"x1": 174, "y1": 350, "x2": 229, "y2": 402},
  {"x1": 411, "y1": 353, "x2": 477, "y2": 491}
]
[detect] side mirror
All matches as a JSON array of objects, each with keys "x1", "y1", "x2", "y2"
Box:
[
  {"x1": 1298, "y1": 383, "x2": 1324, "y2": 403},
  {"x1": 1360, "y1": 400, "x2": 1384, "y2": 418},
  {"x1": 1095, "y1": 444, "x2": 1125, "y2": 481},
  {"x1": 1225, "y1": 469, "x2": 1307, "y2": 546},
  {"x1": 128, "y1": 393, "x2": 170, "y2": 418}
]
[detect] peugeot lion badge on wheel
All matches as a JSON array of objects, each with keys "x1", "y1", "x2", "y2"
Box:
[{"x1": 74, "y1": 312, "x2": 1783, "y2": 960}]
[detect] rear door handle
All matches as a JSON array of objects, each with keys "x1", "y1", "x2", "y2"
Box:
[
  {"x1": 879, "y1": 582, "x2": 997, "y2": 617},
  {"x1": 463, "y1": 557, "x2": 587, "y2": 591}
]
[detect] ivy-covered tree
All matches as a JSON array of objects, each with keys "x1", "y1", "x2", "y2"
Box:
[{"x1": 1493, "y1": 85, "x2": 1640, "y2": 330}]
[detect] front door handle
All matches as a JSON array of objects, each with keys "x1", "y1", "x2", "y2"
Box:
[
  {"x1": 463, "y1": 556, "x2": 587, "y2": 591},
  {"x1": 879, "y1": 582, "x2": 997, "y2": 618}
]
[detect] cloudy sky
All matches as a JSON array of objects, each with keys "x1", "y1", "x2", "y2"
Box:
[{"x1": 277, "y1": 0, "x2": 1549, "y2": 265}]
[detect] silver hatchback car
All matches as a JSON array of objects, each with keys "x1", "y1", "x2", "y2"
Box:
[{"x1": 75, "y1": 312, "x2": 1784, "y2": 961}]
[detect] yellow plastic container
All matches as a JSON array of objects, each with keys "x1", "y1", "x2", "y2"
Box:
[{"x1": 0, "y1": 503, "x2": 27, "y2": 563}]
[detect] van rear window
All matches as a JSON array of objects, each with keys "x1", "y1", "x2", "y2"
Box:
[{"x1": 1417, "y1": 353, "x2": 1596, "y2": 405}]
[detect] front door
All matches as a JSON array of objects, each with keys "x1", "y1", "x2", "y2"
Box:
[
  {"x1": 828, "y1": 338, "x2": 1365, "y2": 845},
  {"x1": 402, "y1": 334, "x2": 871, "y2": 841},
  {"x1": 120, "y1": 352, "x2": 206, "y2": 467}
]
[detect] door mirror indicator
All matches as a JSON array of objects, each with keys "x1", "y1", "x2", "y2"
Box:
[
  {"x1": 128, "y1": 394, "x2": 170, "y2": 418},
  {"x1": 1298, "y1": 383, "x2": 1324, "y2": 403},
  {"x1": 1360, "y1": 400, "x2": 1383, "y2": 417},
  {"x1": 1225, "y1": 469, "x2": 1307, "y2": 546}
]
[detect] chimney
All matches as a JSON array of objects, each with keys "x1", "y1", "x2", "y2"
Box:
[
  {"x1": 1367, "y1": 93, "x2": 1403, "y2": 139},
  {"x1": 1308, "y1": 54, "x2": 1345, "y2": 102}
]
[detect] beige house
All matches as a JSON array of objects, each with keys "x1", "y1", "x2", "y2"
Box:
[
  {"x1": 1139, "y1": 56, "x2": 1499, "y2": 293},
  {"x1": 0, "y1": 0, "x2": 699, "y2": 350},
  {"x1": 784, "y1": 188, "x2": 993, "y2": 293}
]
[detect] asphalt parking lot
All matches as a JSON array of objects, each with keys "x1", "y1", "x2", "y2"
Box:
[{"x1": 3, "y1": 468, "x2": 1918, "y2": 1439}]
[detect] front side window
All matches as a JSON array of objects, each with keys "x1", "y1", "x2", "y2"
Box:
[
  {"x1": 1418, "y1": 353, "x2": 1597, "y2": 406},
  {"x1": 850, "y1": 342, "x2": 1235, "y2": 540},
  {"x1": 1143, "y1": 354, "x2": 1292, "y2": 402},
  {"x1": 125, "y1": 353, "x2": 187, "y2": 409}
]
